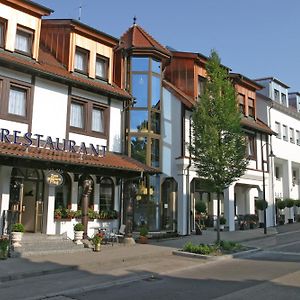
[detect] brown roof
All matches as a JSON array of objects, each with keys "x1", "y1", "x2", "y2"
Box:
[
  {"x1": 163, "y1": 80, "x2": 196, "y2": 109},
  {"x1": 0, "y1": 48, "x2": 131, "y2": 100},
  {"x1": 0, "y1": 142, "x2": 158, "y2": 175},
  {"x1": 118, "y1": 24, "x2": 171, "y2": 58},
  {"x1": 241, "y1": 117, "x2": 275, "y2": 135}
]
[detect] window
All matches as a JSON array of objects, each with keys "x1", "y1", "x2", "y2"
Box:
[
  {"x1": 70, "y1": 102, "x2": 84, "y2": 129},
  {"x1": 248, "y1": 97, "x2": 255, "y2": 118},
  {"x1": 238, "y1": 94, "x2": 245, "y2": 114},
  {"x1": 282, "y1": 125, "x2": 288, "y2": 141},
  {"x1": 275, "y1": 122, "x2": 281, "y2": 139},
  {"x1": 198, "y1": 76, "x2": 206, "y2": 98},
  {"x1": 95, "y1": 55, "x2": 108, "y2": 81},
  {"x1": 74, "y1": 47, "x2": 89, "y2": 74},
  {"x1": 0, "y1": 19, "x2": 7, "y2": 48},
  {"x1": 275, "y1": 167, "x2": 280, "y2": 180},
  {"x1": 69, "y1": 98, "x2": 107, "y2": 137},
  {"x1": 246, "y1": 135, "x2": 256, "y2": 159},
  {"x1": 296, "y1": 130, "x2": 300, "y2": 145},
  {"x1": 55, "y1": 173, "x2": 71, "y2": 209},
  {"x1": 92, "y1": 107, "x2": 104, "y2": 133},
  {"x1": 15, "y1": 26, "x2": 33, "y2": 56},
  {"x1": 274, "y1": 89, "x2": 280, "y2": 102},
  {"x1": 289, "y1": 127, "x2": 295, "y2": 143},
  {"x1": 8, "y1": 85, "x2": 29, "y2": 117},
  {"x1": 281, "y1": 93, "x2": 287, "y2": 106},
  {"x1": 99, "y1": 178, "x2": 114, "y2": 211}
]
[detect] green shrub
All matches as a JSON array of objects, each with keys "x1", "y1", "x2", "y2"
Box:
[
  {"x1": 195, "y1": 201, "x2": 206, "y2": 214},
  {"x1": 183, "y1": 242, "x2": 217, "y2": 255},
  {"x1": 74, "y1": 223, "x2": 84, "y2": 231},
  {"x1": 277, "y1": 200, "x2": 286, "y2": 210},
  {"x1": 220, "y1": 216, "x2": 226, "y2": 225},
  {"x1": 11, "y1": 223, "x2": 24, "y2": 232},
  {"x1": 139, "y1": 226, "x2": 148, "y2": 237},
  {"x1": 75, "y1": 210, "x2": 82, "y2": 218},
  {"x1": 255, "y1": 199, "x2": 268, "y2": 210},
  {"x1": 0, "y1": 236, "x2": 9, "y2": 252},
  {"x1": 285, "y1": 198, "x2": 295, "y2": 208},
  {"x1": 218, "y1": 240, "x2": 242, "y2": 252},
  {"x1": 295, "y1": 200, "x2": 300, "y2": 207}
]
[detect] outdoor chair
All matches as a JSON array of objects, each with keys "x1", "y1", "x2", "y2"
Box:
[{"x1": 112, "y1": 224, "x2": 126, "y2": 243}]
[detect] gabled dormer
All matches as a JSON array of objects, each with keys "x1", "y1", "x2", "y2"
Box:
[
  {"x1": 288, "y1": 92, "x2": 300, "y2": 112},
  {"x1": 41, "y1": 19, "x2": 118, "y2": 84},
  {"x1": 0, "y1": 0, "x2": 52, "y2": 60},
  {"x1": 255, "y1": 77, "x2": 290, "y2": 107},
  {"x1": 230, "y1": 73, "x2": 263, "y2": 120}
]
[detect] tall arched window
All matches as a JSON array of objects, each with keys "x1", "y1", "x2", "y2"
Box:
[
  {"x1": 99, "y1": 177, "x2": 114, "y2": 211},
  {"x1": 78, "y1": 175, "x2": 94, "y2": 209},
  {"x1": 55, "y1": 173, "x2": 71, "y2": 209}
]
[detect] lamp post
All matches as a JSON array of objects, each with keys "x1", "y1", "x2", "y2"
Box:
[{"x1": 261, "y1": 142, "x2": 275, "y2": 234}]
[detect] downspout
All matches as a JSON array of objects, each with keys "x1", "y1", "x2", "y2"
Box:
[{"x1": 186, "y1": 113, "x2": 192, "y2": 235}]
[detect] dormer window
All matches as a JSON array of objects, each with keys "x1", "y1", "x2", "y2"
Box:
[
  {"x1": 281, "y1": 93, "x2": 287, "y2": 106},
  {"x1": 248, "y1": 97, "x2": 255, "y2": 118},
  {"x1": 74, "y1": 47, "x2": 89, "y2": 74},
  {"x1": 95, "y1": 55, "x2": 108, "y2": 81},
  {"x1": 274, "y1": 89, "x2": 280, "y2": 102},
  {"x1": 15, "y1": 26, "x2": 33, "y2": 56},
  {"x1": 0, "y1": 19, "x2": 7, "y2": 48},
  {"x1": 238, "y1": 94, "x2": 245, "y2": 114}
]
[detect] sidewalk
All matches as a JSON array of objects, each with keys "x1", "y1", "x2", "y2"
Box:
[{"x1": 0, "y1": 224, "x2": 294, "y2": 284}]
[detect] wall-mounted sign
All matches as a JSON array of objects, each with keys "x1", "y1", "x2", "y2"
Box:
[
  {"x1": 46, "y1": 171, "x2": 63, "y2": 186},
  {"x1": 0, "y1": 128, "x2": 107, "y2": 157}
]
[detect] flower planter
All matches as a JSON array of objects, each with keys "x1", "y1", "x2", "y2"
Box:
[
  {"x1": 74, "y1": 231, "x2": 84, "y2": 245},
  {"x1": 138, "y1": 236, "x2": 148, "y2": 244},
  {"x1": 94, "y1": 243, "x2": 101, "y2": 252},
  {"x1": 11, "y1": 232, "x2": 23, "y2": 248}
]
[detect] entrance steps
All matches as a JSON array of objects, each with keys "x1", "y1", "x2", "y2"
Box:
[{"x1": 12, "y1": 233, "x2": 89, "y2": 257}]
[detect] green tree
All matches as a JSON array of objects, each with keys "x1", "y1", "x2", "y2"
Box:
[{"x1": 190, "y1": 50, "x2": 248, "y2": 242}]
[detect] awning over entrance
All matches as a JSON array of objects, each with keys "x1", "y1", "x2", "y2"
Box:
[{"x1": 0, "y1": 142, "x2": 158, "y2": 178}]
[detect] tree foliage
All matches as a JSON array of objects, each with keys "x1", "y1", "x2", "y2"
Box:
[{"x1": 190, "y1": 50, "x2": 248, "y2": 194}]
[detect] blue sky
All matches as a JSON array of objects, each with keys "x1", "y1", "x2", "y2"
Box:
[{"x1": 35, "y1": 0, "x2": 300, "y2": 91}]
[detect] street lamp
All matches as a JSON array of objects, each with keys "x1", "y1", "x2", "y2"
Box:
[{"x1": 261, "y1": 142, "x2": 275, "y2": 234}]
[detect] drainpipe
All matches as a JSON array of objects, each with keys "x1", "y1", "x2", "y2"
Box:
[{"x1": 186, "y1": 114, "x2": 192, "y2": 235}]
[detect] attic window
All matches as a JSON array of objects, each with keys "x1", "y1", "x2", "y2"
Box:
[
  {"x1": 74, "y1": 47, "x2": 89, "y2": 74},
  {"x1": 0, "y1": 19, "x2": 7, "y2": 48},
  {"x1": 95, "y1": 55, "x2": 108, "y2": 81},
  {"x1": 15, "y1": 26, "x2": 34, "y2": 56}
]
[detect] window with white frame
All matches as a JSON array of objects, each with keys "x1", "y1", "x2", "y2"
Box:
[
  {"x1": 290, "y1": 127, "x2": 295, "y2": 143},
  {"x1": 246, "y1": 135, "x2": 256, "y2": 159},
  {"x1": 282, "y1": 125, "x2": 288, "y2": 141},
  {"x1": 296, "y1": 130, "x2": 300, "y2": 145},
  {"x1": 275, "y1": 121, "x2": 281, "y2": 139},
  {"x1": 95, "y1": 55, "x2": 108, "y2": 81},
  {"x1": 274, "y1": 89, "x2": 280, "y2": 102},
  {"x1": 281, "y1": 93, "x2": 287, "y2": 106},
  {"x1": 74, "y1": 47, "x2": 89, "y2": 74},
  {"x1": 15, "y1": 26, "x2": 33, "y2": 56}
]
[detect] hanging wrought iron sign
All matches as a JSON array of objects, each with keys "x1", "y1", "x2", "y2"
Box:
[{"x1": 46, "y1": 171, "x2": 63, "y2": 186}]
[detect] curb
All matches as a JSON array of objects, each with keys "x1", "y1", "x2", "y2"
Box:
[{"x1": 172, "y1": 247, "x2": 261, "y2": 261}]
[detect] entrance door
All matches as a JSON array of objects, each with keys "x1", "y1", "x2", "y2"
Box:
[{"x1": 10, "y1": 168, "x2": 44, "y2": 233}]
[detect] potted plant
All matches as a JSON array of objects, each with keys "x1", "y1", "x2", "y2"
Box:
[
  {"x1": 73, "y1": 223, "x2": 84, "y2": 245},
  {"x1": 138, "y1": 225, "x2": 149, "y2": 244},
  {"x1": 91, "y1": 232, "x2": 105, "y2": 252},
  {"x1": 276, "y1": 200, "x2": 286, "y2": 225},
  {"x1": 255, "y1": 199, "x2": 268, "y2": 227},
  {"x1": 219, "y1": 216, "x2": 226, "y2": 231},
  {"x1": 54, "y1": 208, "x2": 62, "y2": 220},
  {"x1": 285, "y1": 198, "x2": 295, "y2": 223},
  {"x1": 11, "y1": 223, "x2": 24, "y2": 248},
  {"x1": 0, "y1": 236, "x2": 9, "y2": 260}
]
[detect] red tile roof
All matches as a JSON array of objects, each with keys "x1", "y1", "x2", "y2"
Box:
[
  {"x1": 118, "y1": 24, "x2": 171, "y2": 58},
  {"x1": 0, "y1": 48, "x2": 131, "y2": 100},
  {"x1": 241, "y1": 117, "x2": 275, "y2": 135},
  {"x1": 0, "y1": 142, "x2": 158, "y2": 174}
]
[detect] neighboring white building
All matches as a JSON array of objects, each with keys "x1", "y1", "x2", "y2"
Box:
[{"x1": 256, "y1": 77, "x2": 300, "y2": 223}]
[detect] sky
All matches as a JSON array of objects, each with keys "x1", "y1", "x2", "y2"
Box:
[{"x1": 35, "y1": 0, "x2": 300, "y2": 91}]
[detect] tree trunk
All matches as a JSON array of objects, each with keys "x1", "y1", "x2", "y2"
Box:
[{"x1": 217, "y1": 192, "x2": 220, "y2": 243}]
